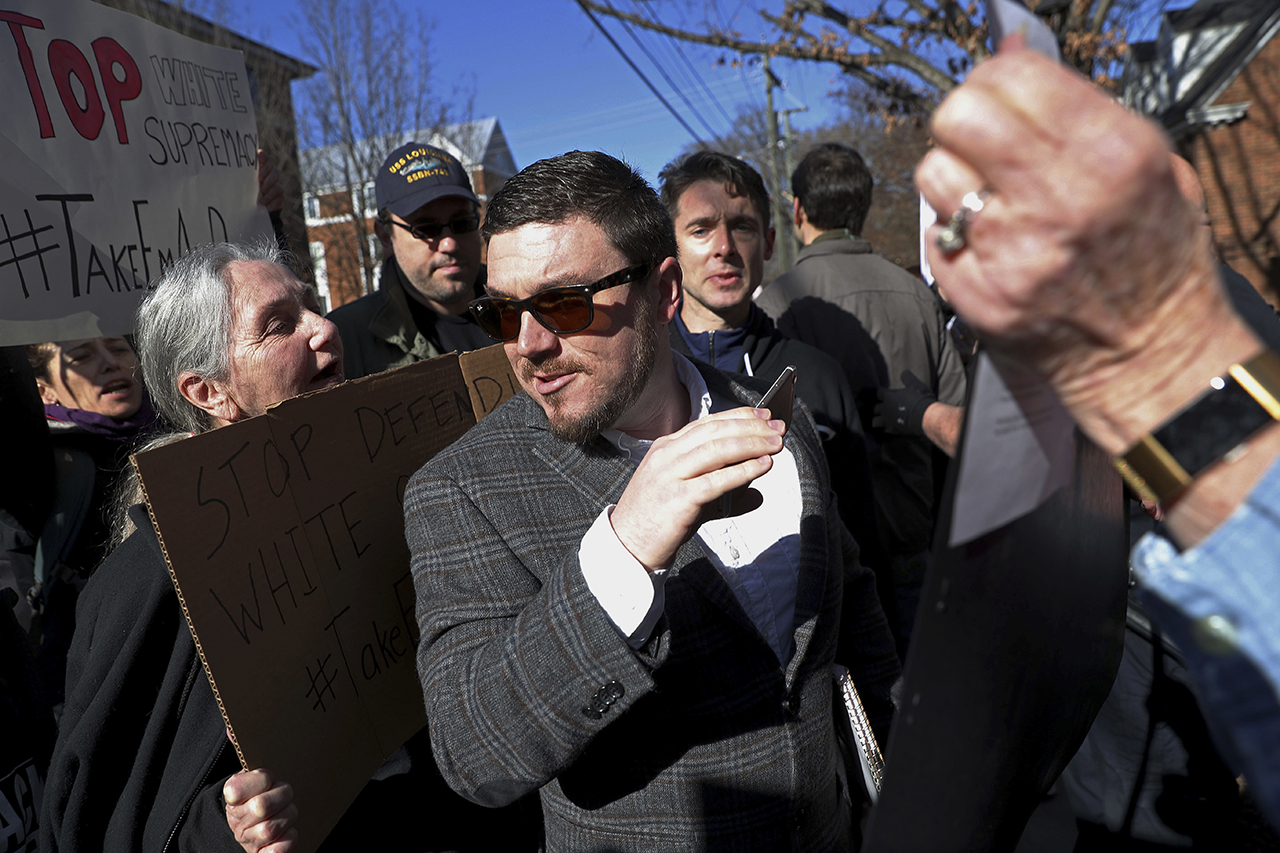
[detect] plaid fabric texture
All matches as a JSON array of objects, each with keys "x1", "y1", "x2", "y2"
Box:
[{"x1": 406, "y1": 364, "x2": 899, "y2": 851}]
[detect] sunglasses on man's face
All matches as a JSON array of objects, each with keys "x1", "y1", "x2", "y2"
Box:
[
  {"x1": 468, "y1": 263, "x2": 652, "y2": 342},
  {"x1": 386, "y1": 214, "x2": 481, "y2": 241}
]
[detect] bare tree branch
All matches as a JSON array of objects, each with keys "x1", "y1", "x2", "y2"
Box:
[
  {"x1": 578, "y1": 0, "x2": 940, "y2": 110},
  {"x1": 294, "y1": 0, "x2": 465, "y2": 297},
  {"x1": 1089, "y1": 0, "x2": 1115, "y2": 35},
  {"x1": 578, "y1": 0, "x2": 1128, "y2": 116},
  {"x1": 779, "y1": 0, "x2": 960, "y2": 92}
]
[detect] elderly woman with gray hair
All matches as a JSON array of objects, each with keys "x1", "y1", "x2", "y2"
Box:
[
  {"x1": 40, "y1": 241, "x2": 541, "y2": 853},
  {"x1": 40, "y1": 240, "x2": 340, "y2": 853}
]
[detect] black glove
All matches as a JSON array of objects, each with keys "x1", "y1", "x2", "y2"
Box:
[{"x1": 873, "y1": 370, "x2": 936, "y2": 437}]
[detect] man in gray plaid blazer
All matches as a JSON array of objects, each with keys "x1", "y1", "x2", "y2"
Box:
[{"x1": 405, "y1": 151, "x2": 899, "y2": 851}]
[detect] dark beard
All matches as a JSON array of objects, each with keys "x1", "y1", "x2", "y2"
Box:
[{"x1": 523, "y1": 303, "x2": 659, "y2": 444}]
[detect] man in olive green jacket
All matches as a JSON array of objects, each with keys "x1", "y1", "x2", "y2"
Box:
[{"x1": 328, "y1": 141, "x2": 493, "y2": 378}]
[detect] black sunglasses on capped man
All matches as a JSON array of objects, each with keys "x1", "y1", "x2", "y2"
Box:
[
  {"x1": 385, "y1": 213, "x2": 481, "y2": 241},
  {"x1": 469, "y1": 263, "x2": 652, "y2": 342}
]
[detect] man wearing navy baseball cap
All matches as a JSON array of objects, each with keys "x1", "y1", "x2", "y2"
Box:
[{"x1": 329, "y1": 141, "x2": 495, "y2": 378}]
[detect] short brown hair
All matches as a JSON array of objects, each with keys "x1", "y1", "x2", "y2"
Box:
[
  {"x1": 25, "y1": 342, "x2": 58, "y2": 384},
  {"x1": 792, "y1": 143, "x2": 874, "y2": 235},
  {"x1": 482, "y1": 150, "x2": 677, "y2": 270},
  {"x1": 658, "y1": 150, "x2": 771, "y2": 229}
]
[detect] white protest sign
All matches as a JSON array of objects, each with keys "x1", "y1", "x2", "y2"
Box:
[{"x1": 0, "y1": 0, "x2": 271, "y2": 345}]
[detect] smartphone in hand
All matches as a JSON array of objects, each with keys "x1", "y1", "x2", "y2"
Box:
[
  {"x1": 719, "y1": 366, "x2": 797, "y2": 518},
  {"x1": 760, "y1": 365, "x2": 796, "y2": 428}
]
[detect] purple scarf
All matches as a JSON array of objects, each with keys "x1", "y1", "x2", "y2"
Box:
[{"x1": 43, "y1": 389, "x2": 159, "y2": 442}]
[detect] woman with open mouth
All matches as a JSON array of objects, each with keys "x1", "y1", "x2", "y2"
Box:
[{"x1": 24, "y1": 334, "x2": 158, "y2": 709}]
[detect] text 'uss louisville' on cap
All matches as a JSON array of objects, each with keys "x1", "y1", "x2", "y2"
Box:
[{"x1": 376, "y1": 142, "x2": 478, "y2": 217}]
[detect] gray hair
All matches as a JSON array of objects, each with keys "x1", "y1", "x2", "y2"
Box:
[
  {"x1": 136, "y1": 239, "x2": 289, "y2": 434},
  {"x1": 107, "y1": 430, "x2": 192, "y2": 549}
]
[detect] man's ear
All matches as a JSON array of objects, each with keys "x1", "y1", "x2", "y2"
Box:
[
  {"x1": 654, "y1": 257, "x2": 683, "y2": 324},
  {"x1": 373, "y1": 218, "x2": 393, "y2": 254},
  {"x1": 178, "y1": 372, "x2": 240, "y2": 426},
  {"x1": 763, "y1": 225, "x2": 776, "y2": 263},
  {"x1": 792, "y1": 197, "x2": 804, "y2": 229},
  {"x1": 36, "y1": 379, "x2": 59, "y2": 407}
]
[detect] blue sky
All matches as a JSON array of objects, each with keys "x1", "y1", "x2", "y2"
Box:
[
  {"x1": 223, "y1": 0, "x2": 855, "y2": 182},
  {"x1": 231, "y1": 0, "x2": 1178, "y2": 183}
]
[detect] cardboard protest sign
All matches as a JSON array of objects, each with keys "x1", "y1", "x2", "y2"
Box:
[
  {"x1": 0, "y1": 0, "x2": 271, "y2": 345},
  {"x1": 134, "y1": 347, "x2": 520, "y2": 852}
]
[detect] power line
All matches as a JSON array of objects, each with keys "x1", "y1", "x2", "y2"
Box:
[
  {"x1": 575, "y1": 0, "x2": 705, "y2": 144},
  {"x1": 709, "y1": 0, "x2": 767, "y2": 115},
  {"x1": 513, "y1": 75, "x2": 747, "y2": 150},
  {"x1": 675, "y1": 51, "x2": 738, "y2": 134},
  {"x1": 634, "y1": 1, "x2": 738, "y2": 133},
  {"x1": 630, "y1": 9, "x2": 712, "y2": 124},
  {"x1": 612, "y1": 4, "x2": 721, "y2": 140}
]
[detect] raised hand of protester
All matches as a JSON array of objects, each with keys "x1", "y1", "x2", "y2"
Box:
[
  {"x1": 224, "y1": 768, "x2": 297, "y2": 853},
  {"x1": 915, "y1": 42, "x2": 1255, "y2": 458},
  {"x1": 916, "y1": 40, "x2": 1277, "y2": 546},
  {"x1": 873, "y1": 370, "x2": 936, "y2": 438},
  {"x1": 610, "y1": 407, "x2": 785, "y2": 572}
]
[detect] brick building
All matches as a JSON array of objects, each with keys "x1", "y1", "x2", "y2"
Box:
[
  {"x1": 301, "y1": 119, "x2": 517, "y2": 311},
  {"x1": 1125, "y1": 0, "x2": 1280, "y2": 305}
]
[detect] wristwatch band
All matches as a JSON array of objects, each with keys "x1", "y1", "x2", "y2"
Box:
[{"x1": 1116, "y1": 349, "x2": 1280, "y2": 506}]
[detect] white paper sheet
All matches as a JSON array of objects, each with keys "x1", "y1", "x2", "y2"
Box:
[{"x1": 949, "y1": 353, "x2": 1076, "y2": 546}]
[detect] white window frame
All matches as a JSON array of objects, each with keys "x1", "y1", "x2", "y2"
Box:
[{"x1": 309, "y1": 240, "x2": 330, "y2": 312}]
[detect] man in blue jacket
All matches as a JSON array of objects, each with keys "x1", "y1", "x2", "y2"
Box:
[{"x1": 659, "y1": 150, "x2": 890, "y2": 595}]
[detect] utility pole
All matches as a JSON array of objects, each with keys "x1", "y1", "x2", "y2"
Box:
[
  {"x1": 779, "y1": 104, "x2": 808, "y2": 218},
  {"x1": 762, "y1": 51, "x2": 793, "y2": 271}
]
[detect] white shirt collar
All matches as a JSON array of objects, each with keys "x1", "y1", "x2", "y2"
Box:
[{"x1": 602, "y1": 352, "x2": 711, "y2": 462}]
